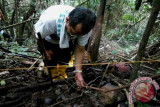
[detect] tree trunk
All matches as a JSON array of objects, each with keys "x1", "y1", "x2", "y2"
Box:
[
  {"x1": 88, "y1": 0, "x2": 107, "y2": 62},
  {"x1": 17, "y1": 1, "x2": 36, "y2": 45},
  {"x1": 130, "y1": 0, "x2": 160, "y2": 82},
  {"x1": 0, "y1": 0, "x2": 7, "y2": 22}
]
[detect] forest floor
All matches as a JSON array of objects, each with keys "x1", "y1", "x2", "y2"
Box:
[{"x1": 0, "y1": 37, "x2": 160, "y2": 107}]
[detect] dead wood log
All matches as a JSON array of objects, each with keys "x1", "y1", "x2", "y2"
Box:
[
  {"x1": 0, "y1": 92, "x2": 31, "y2": 107},
  {"x1": 0, "y1": 77, "x2": 74, "y2": 94},
  {"x1": 11, "y1": 77, "x2": 74, "y2": 93}
]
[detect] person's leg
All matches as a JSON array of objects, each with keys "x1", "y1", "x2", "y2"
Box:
[
  {"x1": 56, "y1": 40, "x2": 76, "y2": 79},
  {"x1": 37, "y1": 39, "x2": 59, "y2": 80},
  {"x1": 37, "y1": 39, "x2": 76, "y2": 80}
]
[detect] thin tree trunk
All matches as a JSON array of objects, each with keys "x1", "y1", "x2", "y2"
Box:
[
  {"x1": 0, "y1": 0, "x2": 7, "y2": 21},
  {"x1": 8, "y1": 0, "x2": 20, "y2": 38},
  {"x1": 0, "y1": 0, "x2": 9, "y2": 26},
  {"x1": 17, "y1": 1, "x2": 36, "y2": 45},
  {"x1": 88, "y1": 0, "x2": 107, "y2": 62},
  {"x1": 130, "y1": 0, "x2": 160, "y2": 82}
]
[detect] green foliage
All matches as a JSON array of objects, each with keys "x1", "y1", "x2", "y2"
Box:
[
  {"x1": 9, "y1": 42, "x2": 29, "y2": 55},
  {"x1": 0, "y1": 51, "x2": 3, "y2": 56},
  {"x1": 85, "y1": 0, "x2": 100, "y2": 11},
  {"x1": 157, "y1": 68, "x2": 160, "y2": 73},
  {"x1": 104, "y1": 0, "x2": 159, "y2": 49},
  {"x1": 136, "y1": 102, "x2": 150, "y2": 107},
  {"x1": 0, "y1": 80, "x2": 6, "y2": 86},
  {"x1": 106, "y1": 29, "x2": 123, "y2": 40},
  {"x1": 126, "y1": 33, "x2": 141, "y2": 44},
  {"x1": 144, "y1": 4, "x2": 152, "y2": 11},
  {"x1": 0, "y1": 41, "x2": 39, "y2": 58},
  {"x1": 148, "y1": 34, "x2": 159, "y2": 45},
  {"x1": 122, "y1": 13, "x2": 134, "y2": 21},
  {"x1": 111, "y1": 50, "x2": 117, "y2": 56}
]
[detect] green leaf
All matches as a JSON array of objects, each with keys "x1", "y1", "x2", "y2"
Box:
[
  {"x1": 0, "y1": 51, "x2": 3, "y2": 56},
  {"x1": 111, "y1": 50, "x2": 117, "y2": 56},
  {"x1": 0, "y1": 80, "x2": 6, "y2": 86},
  {"x1": 122, "y1": 13, "x2": 134, "y2": 21},
  {"x1": 125, "y1": 49, "x2": 129, "y2": 55},
  {"x1": 137, "y1": 102, "x2": 150, "y2": 107},
  {"x1": 157, "y1": 68, "x2": 160, "y2": 74}
]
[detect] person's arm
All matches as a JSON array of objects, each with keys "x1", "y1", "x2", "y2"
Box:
[{"x1": 74, "y1": 45, "x2": 86, "y2": 88}]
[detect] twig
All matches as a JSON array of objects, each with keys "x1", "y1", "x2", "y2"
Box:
[
  {"x1": 84, "y1": 73, "x2": 160, "y2": 93},
  {"x1": 151, "y1": 73, "x2": 160, "y2": 79},
  {"x1": 0, "y1": 18, "x2": 38, "y2": 30},
  {"x1": 28, "y1": 55, "x2": 42, "y2": 71},
  {"x1": 112, "y1": 79, "x2": 134, "y2": 107},
  {"x1": 141, "y1": 65, "x2": 157, "y2": 72},
  {"x1": 85, "y1": 84, "x2": 131, "y2": 93},
  {"x1": 115, "y1": 53, "x2": 157, "y2": 72},
  {"x1": 117, "y1": 17, "x2": 146, "y2": 42},
  {"x1": 76, "y1": 0, "x2": 89, "y2": 7},
  {"x1": 98, "y1": 64, "x2": 110, "y2": 87},
  {"x1": 87, "y1": 76, "x2": 101, "y2": 86}
]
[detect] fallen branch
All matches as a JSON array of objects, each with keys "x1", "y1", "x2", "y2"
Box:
[
  {"x1": 13, "y1": 77, "x2": 74, "y2": 93},
  {"x1": 28, "y1": 55, "x2": 42, "y2": 71},
  {"x1": 84, "y1": 73, "x2": 160, "y2": 93},
  {"x1": 0, "y1": 18, "x2": 38, "y2": 30},
  {"x1": 0, "y1": 77, "x2": 74, "y2": 93},
  {"x1": 85, "y1": 83, "x2": 131, "y2": 93},
  {"x1": 0, "y1": 92, "x2": 31, "y2": 107}
]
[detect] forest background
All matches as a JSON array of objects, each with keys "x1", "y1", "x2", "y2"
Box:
[{"x1": 0, "y1": 0, "x2": 160, "y2": 106}]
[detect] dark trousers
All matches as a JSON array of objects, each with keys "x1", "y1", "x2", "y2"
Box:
[{"x1": 37, "y1": 39, "x2": 76, "y2": 66}]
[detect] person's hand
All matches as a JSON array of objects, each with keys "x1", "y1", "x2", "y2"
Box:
[
  {"x1": 43, "y1": 50, "x2": 53, "y2": 60},
  {"x1": 75, "y1": 72, "x2": 86, "y2": 89}
]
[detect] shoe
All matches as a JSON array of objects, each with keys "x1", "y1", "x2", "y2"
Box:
[
  {"x1": 69, "y1": 55, "x2": 74, "y2": 67},
  {"x1": 57, "y1": 64, "x2": 68, "y2": 79},
  {"x1": 50, "y1": 67, "x2": 59, "y2": 81}
]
